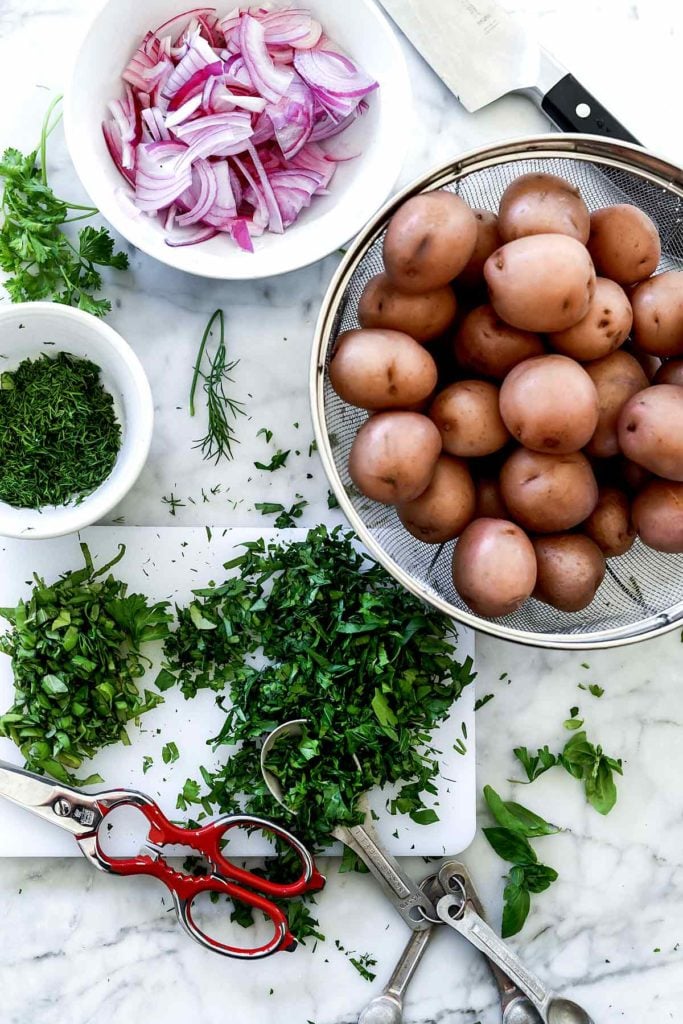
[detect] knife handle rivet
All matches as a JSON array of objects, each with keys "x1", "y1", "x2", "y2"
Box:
[{"x1": 575, "y1": 103, "x2": 591, "y2": 119}]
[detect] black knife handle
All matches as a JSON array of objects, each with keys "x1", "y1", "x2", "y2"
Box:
[{"x1": 541, "y1": 73, "x2": 640, "y2": 145}]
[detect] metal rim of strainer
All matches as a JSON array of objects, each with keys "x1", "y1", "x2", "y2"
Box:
[{"x1": 310, "y1": 133, "x2": 683, "y2": 650}]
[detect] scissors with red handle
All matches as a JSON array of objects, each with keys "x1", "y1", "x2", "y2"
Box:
[{"x1": 0, "y1": 760, "x2": 325, "y2": 959}]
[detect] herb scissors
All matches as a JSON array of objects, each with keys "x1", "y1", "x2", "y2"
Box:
[{"x1": 0, "y1": 759, "x2": 325, "y2": 959}]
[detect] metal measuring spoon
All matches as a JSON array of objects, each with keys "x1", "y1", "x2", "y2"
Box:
[
  {"x1": 358, "y1": 863, "x2": 540, "y2": 1024},
  {"x1": 260, "y1": 719, "x2": 433, "y2": 930},
  {"x1": 435, "y1": 887, "x2": 594, "y2": 1024},
  {"x1": 358, "y1": 928, "x2": 432, "y2": 1024},
  {"x1": 438, "y1": 863, "x2": 541, "y2": 1024}
]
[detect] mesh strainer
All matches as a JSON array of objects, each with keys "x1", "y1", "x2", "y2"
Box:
[{"x1": 311, "y1": 134, "x2": 683, "y2": 650}]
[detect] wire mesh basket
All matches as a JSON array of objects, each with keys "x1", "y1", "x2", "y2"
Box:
[{"x1": 311, "y1": 134, "x2": 683, "y2": 650}]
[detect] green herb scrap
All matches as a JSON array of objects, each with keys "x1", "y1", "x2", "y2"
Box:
[
  {"x1": 161, "y1": 525, "x2": 474, "y2": 863},
  {"x1": 0, "y1": 352, "x2": 121, "y2": 509},
  {"x1": 513, "y1": 725, "x2": 622, "y2": 816},
  {"x1": 0, "y1": 544, "x2": 172, "y2": 783},
  {"x1": 189, "y1": 309, "x2": 245, "y2": 463},
  {"x1": 0, "y1": 95, "x2": 128, "y2": 315}
]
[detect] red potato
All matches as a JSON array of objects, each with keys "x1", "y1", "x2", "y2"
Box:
[
  {"x1": 453, "y1": 305, "x2": 544, "y2": 380},
  {"x1": 498, "y1": 172, "x2": 590, "y2": 244},
  {"x1": 484, "y1": 234, "x2": 596, "y2": 332},
  {"x1": 458, "y1": 209, "x2": 502, "y2": 289},
  {"x1": 583, "y1": 487, "x2": 636, "y2": 557},
  {"x1": 500, "y1": 449, "x2": 599, "y2": 533},
  {"x1": 618, "y1": 384, "x2": 683, "y2": 482},
  {"x1": 383, "y1": 192, "x2": 478, "y2": 294},
  {"x1": 348, "y1": 411, "x2": 442, "y2": 504},
  {"x1": 429, "y1": 380, "x2": 510, "y2": 457},
  {"x1": 499, "y1": 355, "x2": 599, "y2": 453},
  {"x1": 452, "y1": 518, "x2": 537, "y2": 618},
  {"x1": 587, "y1": 204, "x2": 661, "y2": 285},
  {"x1": 398, "y1": 455, "x2": 475, "y2": 543},
  {"x1": 532, "y1": 534, "x2": 606, "y2": 612},
  {"x1": 549, "y1": 278, "x2": 633, "y2": 362},
  {"x1": 329, "y1": 329, "x2": 438, "y2": 410},
  {"x1": 358, "y1": 273, "x2": 458, "y2": 343},
  {"x1": 631, "y1": 271, "x2": 683, "y2": 357},
  {"x1": 584, "y1": 350, "x2": 649, "y2": 458},
  {"x1": 654, "y1": 359, "x2": 683, "y2": 386},
  {"x1": 633, "y1": 480, "x2": 683, "y2": 552}
]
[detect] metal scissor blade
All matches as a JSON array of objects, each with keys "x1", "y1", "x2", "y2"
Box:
[{"x1": 0, "y1": 760, "x2": 98, "y2": 836}]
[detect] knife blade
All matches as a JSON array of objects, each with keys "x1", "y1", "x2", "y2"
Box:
[{"x1": 377, "y1": 0, "x2": 639, "y2": 144}]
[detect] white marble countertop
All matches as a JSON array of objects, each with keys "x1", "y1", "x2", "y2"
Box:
[{"x1": 2, "y1": 0, "x2": 683, "y2": 1021}]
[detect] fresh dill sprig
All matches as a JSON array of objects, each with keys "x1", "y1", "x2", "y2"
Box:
[{"x1": 189, "y1": 309, "x2": 245, "y2": 462}]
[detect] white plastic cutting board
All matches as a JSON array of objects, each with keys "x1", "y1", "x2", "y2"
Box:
[{"x1": 0, "y1": 528, "x2": 475, "y2": 857}]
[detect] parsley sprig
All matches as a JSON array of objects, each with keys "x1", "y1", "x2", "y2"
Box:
[{"x1": 0, "y1": 95, "x2": 128, "y2": 316}]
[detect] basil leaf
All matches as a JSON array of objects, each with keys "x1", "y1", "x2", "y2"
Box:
[
  {"x1": 501, "y1": 878, "x2": 531, "y2": 938},
  {"x1": 484, "y1": 786, "x2": 560, "y2": 838},
  {"x1": 483, "y1": 827, "x2": 538, "y2": 865}
]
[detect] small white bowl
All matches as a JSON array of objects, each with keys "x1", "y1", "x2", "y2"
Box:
[
  {"x1": 0, "y1": 303, "x2": 153, "y2": 539},
  {"x1": 64, "y1": 0, "x2": 412, "y2": 281}
]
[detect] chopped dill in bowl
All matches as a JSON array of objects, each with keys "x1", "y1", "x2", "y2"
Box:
[{"x1": 0, "y1": 351, "x2": 121, "y2": 509}]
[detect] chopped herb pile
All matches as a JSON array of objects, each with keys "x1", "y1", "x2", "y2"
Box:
[
  {"x1": 0, "y1": 352, "x2": 121, "y2": 509},
  {"x1": 0, "y1": 544, "x2": 172, "y2": 783},
  {"x1": 162, "y1": 525, "x2": 473, "y2": 863},
  {"x1": 0, "y1": 95, "x2": 128, "y2": 315},
  {"x1": 189, "y1": 309, "x2": 244, "y2": 463}
]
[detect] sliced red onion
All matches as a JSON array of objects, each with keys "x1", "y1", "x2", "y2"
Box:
[
  {"x1": 294, "y1": 47, "x2": 378, "y2": 98},
  {"x1": 103, "y1": 120, "x2": 136, "y2": 186},
  {"x1": 167, "y1": 60, "x2": 224, "y2": 110},
  {"x1": 202, "y1": 160, "x2": 238, "y2": 227},
  {"x1": 230, "y1": 218, "x2": 254, "y2": 253},
  {"x1": 135, "y1": 141, "x2": 193, "y2": 211},
  {"x1": 122, "y1": 31, "x2": 163, "y2": 92},
  {"x1": 162, "y1": 35, "x2": 218, "y2": 101},
  {"x1": 309, "y1": 107, "x2": 359, "y2": 141},
  {"x1": 174, "y1": 110, "x2": 253, "y2": 166},
  {"x1": 155, "y1": 7, "x2": 217, "y2": 38},
  {"x1": 165, "y1": 92, "x2": 204, "y2": 127},
  {"x1": 177, "y1": 159, "x2": 218, "y2": 225},
  {"x1": 166, "y1": 224, "x2": 219, "y2": 247},
  {"x1": 266, "y1": 74, "x2": 313, "y2": 159},
  {"x1": 239, "y1": 14, "x2": 293, "y2": 104},
  {"x1": 142, "y1": 106, "x2": 172, "y2": 141},
  {"x1": 211, "y1": 84, "x2": 267, "y2": 113},
  {"x1": 109, "y1": 5, "x2": 378, "y2": 251},
  {"x1": 261, "y1": 9, "x2": 322, "y2": 49},
  {"x1": 245, "y1": 141, "x2": 283, "y2": 233}
]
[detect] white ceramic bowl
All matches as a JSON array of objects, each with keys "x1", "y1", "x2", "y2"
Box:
[
  {"x1": 0, "y1": 303, "x2": 153, "y2": 539},
  {"x1": 64, "y1": 0, "x2": 412, "y2": 281}
]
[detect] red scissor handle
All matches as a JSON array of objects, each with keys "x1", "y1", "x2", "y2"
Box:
[{"x1": 76, "y1": 794, "x2": 324, "y2": 959}]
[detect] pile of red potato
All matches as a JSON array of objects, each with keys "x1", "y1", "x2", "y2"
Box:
[{"x1": 329, "y1": 173, "x2": 683, "y2": 618}]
